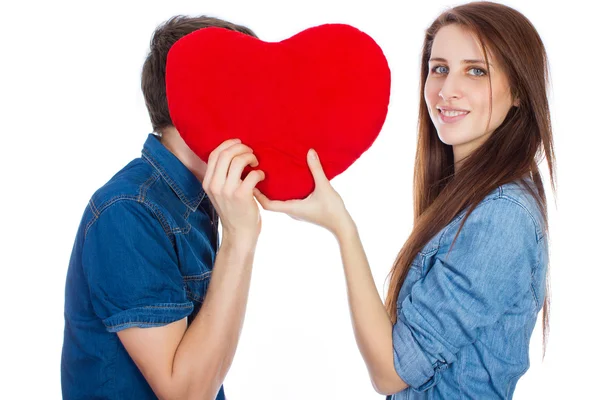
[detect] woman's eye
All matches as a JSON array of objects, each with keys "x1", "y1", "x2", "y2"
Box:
[
  {"x1": 468, "y1": 67, "x2": 487, "y2": 76},
  {"x1": 432, "y1": 65, "x2": 449, "y2": 74}
]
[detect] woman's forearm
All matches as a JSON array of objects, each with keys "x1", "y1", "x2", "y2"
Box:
[{"x1": 335, "y1": 218, "x2": 408, "y2": 395}]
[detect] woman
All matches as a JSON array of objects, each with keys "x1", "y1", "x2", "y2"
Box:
[{"x1": 255, "y1": 1, "x2": 555, "y2": 398}]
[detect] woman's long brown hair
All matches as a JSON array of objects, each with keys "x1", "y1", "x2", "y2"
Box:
[{"x1": 384, "y1": 1, "x2": 556, "y2": 354}]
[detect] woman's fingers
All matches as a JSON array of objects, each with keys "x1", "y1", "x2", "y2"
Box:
[
  {"x1": 253, "y1": 189, "x2": 278, "y2": 210},
  {"x1": 252, "y1": 150, "x2": 346, "y2": 232},
  {"x1": 254, "y1": 188, "x2": 306, "y2": 217},
  {"x1": 307, "y1": 149, "x2": 329, "y2": 188}
]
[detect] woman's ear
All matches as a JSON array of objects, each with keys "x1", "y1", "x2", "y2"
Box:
[
  {"x1": 511, "y1": 88, "x2": 521, "y2": 107},
  {"x1": 511, "y1": 89, "x2": 521, "y2": 107}
]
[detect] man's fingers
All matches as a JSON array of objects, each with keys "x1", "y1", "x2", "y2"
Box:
[
  {"x1": 203, "y1": 139, "x2": 241, "y2": 189},
  {"x1": 226, "y1": 153, "x2": 259, "y2": 186},
  {"x1": 239, "y1": 170, "x2": 266, "y2": 194},
  {"x1": 212, "y1": 138, "x2": 243, "y2": 157},
  {"x1": 210, "y1": 143, "x2": 254, "y2": 191}
]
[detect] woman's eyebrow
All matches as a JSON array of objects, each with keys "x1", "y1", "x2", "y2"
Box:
[
  {"x1": 429, "y1": 57, "x2": 493, "y2": 67},
  {"x1": 463, "y1": 59, "x2": 493, "y2": 66}
]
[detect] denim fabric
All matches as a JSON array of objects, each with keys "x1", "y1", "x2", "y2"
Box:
[
  {"x1": 61, "y1": 134, "x2": 224, "y2": 399},
  {"x1": 388, "y1": 181, "x2": 548, "y2": 400}
]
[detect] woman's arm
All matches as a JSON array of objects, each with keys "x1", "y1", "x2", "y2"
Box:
[
  {"x1": 255, "y1": 149, "x2": 407, "y2": 395},
  {"x1": 334, "y1": 218, "x2": 408, "y2": 395}
]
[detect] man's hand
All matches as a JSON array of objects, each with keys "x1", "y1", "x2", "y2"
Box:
[{"x1": 203, "y1": 139, "x2": 265, "y2": 247}]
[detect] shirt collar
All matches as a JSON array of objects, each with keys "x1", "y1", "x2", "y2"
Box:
[{"x1": 141, "y1": 133, "x2": 207, "y2": 211}]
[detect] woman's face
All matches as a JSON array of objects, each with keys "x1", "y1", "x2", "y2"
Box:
[{"x1": 424, "y1": 24, "x2": 517, "y2": 162}]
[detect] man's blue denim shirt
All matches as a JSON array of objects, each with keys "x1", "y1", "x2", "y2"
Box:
[
  {"x1": 388, "y1": 181, "x2": 548, "y2": 399},
  {"x1": 61, "y1": 134, "x2": 224, "y2": 399}
]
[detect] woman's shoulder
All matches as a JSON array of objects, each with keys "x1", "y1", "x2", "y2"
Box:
[
  {"x1": 421, "y1": 179, "x2": 547, "y2": 255},
  {"x1": 442, "y1": 180, "x2": 545, "y2": 244},
  {"x1": 460, "y1": 179, "x2": 545, "y2": 240},
  {"x1": 493, "y1": 179, "x2": 545, "y2": 238}
]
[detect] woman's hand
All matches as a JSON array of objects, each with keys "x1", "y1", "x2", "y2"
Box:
[{"x1": 253, "y1": 149, "x2": 352, "y2": 236}]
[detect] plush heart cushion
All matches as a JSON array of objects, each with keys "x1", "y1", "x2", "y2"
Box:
[{"x1": 166, "y1": 23, "x2": 390, "y2": 200}]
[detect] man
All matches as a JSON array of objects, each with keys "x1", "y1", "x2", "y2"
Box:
[{"x1": 61, "y1": 15, "x2": 264, "y2": 399}]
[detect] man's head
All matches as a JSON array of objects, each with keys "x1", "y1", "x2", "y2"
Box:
[{"x1": 141, "y1": 15, "x2": 257, "y2": 134}]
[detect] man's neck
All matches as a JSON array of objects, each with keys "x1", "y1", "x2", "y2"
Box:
[{"x1": 159, "y1": 126, "x2": 207, "y2": 182}]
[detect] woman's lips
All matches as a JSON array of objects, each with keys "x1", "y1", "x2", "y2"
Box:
[{"x1": 437, "y1": 108, "x2": 469, "y2": 124}]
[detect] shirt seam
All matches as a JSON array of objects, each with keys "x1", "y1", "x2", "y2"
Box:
[
  {"x1": 88, "y1": 198, "x2": 100, "y2": 218},
  {"x1": 103, "y1": 303, "x2": 194, "y2": 330},
  {"x1": 530, "y1": 257, "x2": 542, "y2": 310},
  {"x1": 435, "y1": 196, "x2": 499, "y2": 253},
  {"x1": 183, "y1": 271, "x2": 212, "y2": 281},
  {"x1": 172, "y1": 206, "x2": 193, "y2": 235},
  {"x1": 420, "y1": 188, "x2": 503, "y2": 256},
  {"x1": 497, "y1": 189, "x2": 544, "y2": 242},
  {"x1": 84, "y1": 172, "x2": 159, "y2": 238},
  {"x1": 84, "y1": 195, "x2": 175, "y2": 247},
  {"x1": 422, "y1": 184, "x2": 544, "y2": 255},
  {"x1": 108, "y1": 321, "x2": 181, "y2": 329},
  {"x1": 407, "y1": 193, "x2": 540, "y2": 357},
  {"x1": 440, "y1": 195, "x2": 543, "y2": 309},
  {"x1": 437, "y1": 192, "x2": 541, "y2": 251},
  {"x1": 141, "y1": 148, "x2": 204, "y2": 212}
]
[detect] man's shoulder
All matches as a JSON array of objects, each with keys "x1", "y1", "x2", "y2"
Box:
[
  {"x1": 84, "y1": 155, "x2": 190, "y2": 241},
  {"x1": 90, "y1": 158, "x2": 161, "y2": 211},
  {"x1": 79, "y1": 158, "x2": 173, "y2": 241}
]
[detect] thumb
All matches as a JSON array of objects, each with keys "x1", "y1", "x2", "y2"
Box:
[{"x1": 307, "y1": 149, "x2": 329, "y2": 187}]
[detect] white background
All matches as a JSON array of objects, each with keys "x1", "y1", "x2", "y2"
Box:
[{"x1": 1, "y1": 0, "x2": 597, "y2": 398}]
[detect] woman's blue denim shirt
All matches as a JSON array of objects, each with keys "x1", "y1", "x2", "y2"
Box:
[
  {"x1": 389, "y1": 181, "x2": 548, "y2": 399},
  {"x1": 61, "y1": 134, "x2": 224, "y2": 399}
]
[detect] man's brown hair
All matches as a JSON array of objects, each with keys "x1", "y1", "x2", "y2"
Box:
[{"x1": 141, "y1": 15, "x2": 257, "y2": 134}]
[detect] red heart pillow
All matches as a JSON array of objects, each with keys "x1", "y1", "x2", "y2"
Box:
[{"x1": 166, "y1": 24, "x2": 390, "y2": 200}]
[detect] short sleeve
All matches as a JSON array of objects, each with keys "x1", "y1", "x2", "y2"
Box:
[
  {"x1": 82, "y1": 200, "x2": 193, "y2": 332},
  {"x1": 392, "y1": 198, "x2": 539, "y2": 390}
]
